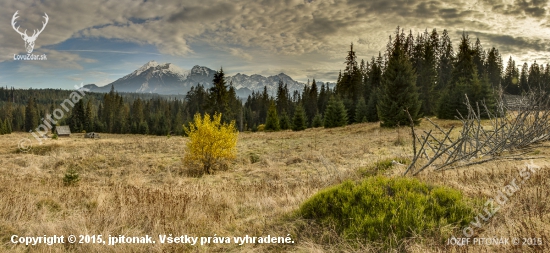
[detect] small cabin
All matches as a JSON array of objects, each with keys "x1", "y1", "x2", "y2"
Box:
[{"x1": 55, "y1": 126, "x2": 71, "y2": 137}]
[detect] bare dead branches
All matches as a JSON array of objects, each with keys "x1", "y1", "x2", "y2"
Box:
[{"x1": 404, "y1": 91, "x2": 550, "y2": 176}]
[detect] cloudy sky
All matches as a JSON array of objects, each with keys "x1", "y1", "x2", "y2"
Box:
[{"x1": 0, "y1": 0, "x2": 549, "y2": 90}]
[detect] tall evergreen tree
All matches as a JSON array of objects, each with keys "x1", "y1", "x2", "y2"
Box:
[
  {"x1": 292, "y1": 105, "x2": 307, "y2": 131},
  {"x1": 528, "y1": 61, "x2": 542, "y2": 91},
  {"x1": 354, "y1": 97, "x2": 368, "y2": 123},
  {"x1": 324, "y1": 96, "x2": 348, "y2": 128},
  {"x1": 318, "y1": 83, "x2": 329, "y2": 114},
  {"x1": 279, "y1": 110, "x2": 292, "y2": 130},
  {"x1": 336, "y1": 43, "x2": 363, "y2": 123},
  {"x1": 312, "y1": 113, "x2": 323, "y2": 128},
  {"x1": 24, "y1": 97, "x2": 38, "y2": 131},
  {"x1": 437, "y1": 33, "x2": 495, "y2": 119},
  {"x1": 472, "y1": 38, "x2": 486, "y2": 80},
  {"x1": 503, "y1": 56, "x2": 520, "y2": 95},
  {"x1": 485, "y1": 47, "x2": 503, "y2": 90},
  {"x1": 6, "y1": 118, "x2": 12, "y2": 134},
  {"x1": 305, "y1": 79, "x2": 318, "y2": 125},
  {"x1": 437, "y1": 29, "x2": 454, "y2": 90},
  {"x1": 519, "y1": 62, "x2": 529, "y2": 93},
  {"x1": 366, "y1": 88, "x2": 379, "y2": 122},
  {"x1": 264, "y1": 102, "x2": 280, "y2": 131},
  {"x1": 378, "y1": 29, "x2": 421, "y2": 127},
  {"x1": 209, "y1": 67, "x2": 229, "y2": 121},
  {"x1": 416, "y1": 29, "x2": 439, "y2": 115}
]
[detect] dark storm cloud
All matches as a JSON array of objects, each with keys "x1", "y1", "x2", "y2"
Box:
[
  {"x1": 484, "y1": 0, "x2": 548, "y2": 18},
  {"x1": 468, "y1": 32, "x2": 549, "y2": 52}
]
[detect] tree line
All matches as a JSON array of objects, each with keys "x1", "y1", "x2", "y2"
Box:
[{"x1": 1, "y1": 27, "x2": 549, "y2": 135}]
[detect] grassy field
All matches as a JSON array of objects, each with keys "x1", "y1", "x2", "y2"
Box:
[{"x1": 0, "y1": 119, "x2": 549, "y2": 252}]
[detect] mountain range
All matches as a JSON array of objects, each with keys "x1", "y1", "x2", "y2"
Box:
[{"x1": 83, "y1": 61, "x2": 335, "y2": 98}]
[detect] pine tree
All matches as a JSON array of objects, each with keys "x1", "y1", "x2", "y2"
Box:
[
  {"x1": 6, "y1": 119, "x2": 12, "y2": 134},
  {"x1": 354, "y1": 97, "x2": 368, "y2": 123},
  {"x1": 528, "y1": 61, "x2": 541, "y2": 91},
  {"x1": 85, "y1": 100, "x2": 94, "y2": 132},
  {"x1": 264, "y1": 102, "x2": 280, "y2": 131},
  {"x1": 437, "y1": 29, "x2": 454, "y2": 90},
  {"x1": 0, "y1": 120, "x2": 5, "y2": 135},
  {"x1": 336, "y1": 43, "x2": 363, "y2": 123},
  {"x1": 324, "y1": 96, "x2": 348, "y2": 128},
  {"x1": 209, "y1": 68, "x2": 229, "y2": 121},
  {"x1": 25, "y1": 97, "x2": 38, "y2": 131},
  {"x1": 378, "y1": 29, "x2": 421, "y2": 127},
  {"x1": 472, "y1": 38, "x2": 486, "y2": 80},
  {"x1": 485, "y1": 47, "x2": 503, "y2": 89},
  {"x1": 318, "y1": 83, "x2": 329, "y2": 114},
  {"x1": 437, "y1": 33, "x2": 495, "y2": 119},
  {"x1": 312, "y1": 113, "x2": 323, "y2": 128},
  {"x1": 519, "y1": 62, "x2": 529, "y2": 93},
  {"x1": 305, "y1": 79, "x2": 318, "y2": 125},
  {"x1": 416, "y1": 29, "x2": 439, "y2": 115},
  {"x1": 503, "y1": 56, "x2": 520, "y2": 95},
  {"x1": 366, "y1": 89, "x2": 379, "y2": 122},
  {"x1": 279, "y1": 110, "x2": 292, "y2": 130},
  {"x1": 292, "y1": 105, "x2": 307, "y2": 131},
  {"x1": 276, "y1": 81, "x2": 291, "y2": 115}
]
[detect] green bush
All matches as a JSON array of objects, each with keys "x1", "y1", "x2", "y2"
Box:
[
  {"x1": 299, "y1": 176, "x2": 474, "y2": 247},
  {"x1": 358, "y1": 157, "x2": 410, "y2": 177},
  {"x1": 63, "y1": 167, "x2": 80, "y2": 186},
  {"x1": 249, "y1": 153, "x2": 260, "y2": 164}
]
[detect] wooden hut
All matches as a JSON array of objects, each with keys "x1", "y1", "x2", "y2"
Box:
[{"x1": 55, "y1": 126, "x2": 71, "y2": 137}]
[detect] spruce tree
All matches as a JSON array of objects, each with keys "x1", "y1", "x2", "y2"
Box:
[
  {"x1": 324, "y1": 96, "x2": 348, "y2": 128},
  {"x1": 519, "y1": 62, "x2": 529, "y2": 93},
  {"x1": 472, "y1": 38, "x2": 486, "y2": 80},
  {"x1": 209, "y1": 68, "x2": 229, "y2": 121},
  {"x1": 354, "y1": 97, "x2": 368, "y2": 123},
  {"x1": 416, "y1": 29, "x2": 439, "y2": 116},
  {"x1": 437, "y1": 30, "x2": 454, "y2": 90},
  {"x1": 437, "y1": 33, "x2": 495, "y2": 119},
  {"x1": 6, "y1": 119, "x2": 12, "y2": 134},
  {"x1": 366, "y1": 89, "x2": 379, "y2": 122},
  {"x1": 25, "y1": 97, "x2": 38, "y2": 131},
  {"x1": 378, "y1": 29, "x2": 421, "y2": 128},
  {"x1": 279, "y1": 110, "x2": 292, "y2": 130},
  {"x1": 318, "y1": 83, "x2": 329, "y2": 114},
  {"x1": 312, "y1": 113, "x2": 323, "y2": 128},
  {"x1": 486, "y1": 47, "x2": 503, "y2": 90},
  {"x1": 503, "y1": 56, "x2": 520, "y2": 95},
  {"x1": 528, "y1": 61, "x2": 541, "y2": 91},
  {"x1": 264, "y1": 102, "x2": 280, "y2": 131},
  {"x1": 292, "y1": 105, "x2": 307, "y2": 131}
]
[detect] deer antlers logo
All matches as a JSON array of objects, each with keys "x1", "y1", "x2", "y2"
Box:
[{"x1": 11, "y1": 11, "x2": 49, "y2": 54}]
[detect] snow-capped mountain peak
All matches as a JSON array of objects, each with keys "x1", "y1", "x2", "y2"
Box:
[
  {"x1": 190, "y1": 65, "x2": 214, "y2": 76},
  {"x1": 86, "y1": 61, "x2": 336, "y2": 97},
  {"x1": 132, "y1": 60, "x2": 159, "y2": 76}
]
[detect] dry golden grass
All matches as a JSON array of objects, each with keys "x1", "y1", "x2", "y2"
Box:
[{"x1": 0, "y1": 119, "x2": 548, "y2": 252}]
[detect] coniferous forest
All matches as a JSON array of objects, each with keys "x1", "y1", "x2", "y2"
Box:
[{"x1": 0, "y1": 27, "x2": 547, "y2": 135}]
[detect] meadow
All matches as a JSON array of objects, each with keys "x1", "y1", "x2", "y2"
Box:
[{"x1": 0, "y1": 119, "x2": 548, "y2": 252}]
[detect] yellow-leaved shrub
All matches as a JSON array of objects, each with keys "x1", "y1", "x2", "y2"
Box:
[{"x1": 183, "y1": 113, "x2": 238, "y2": 174}]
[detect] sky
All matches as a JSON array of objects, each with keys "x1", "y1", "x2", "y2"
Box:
[{"x1": 0, "y1": 0, "x2": 549, "y2": 90}]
